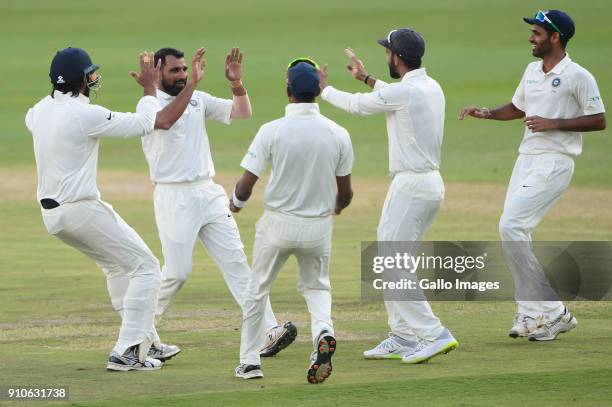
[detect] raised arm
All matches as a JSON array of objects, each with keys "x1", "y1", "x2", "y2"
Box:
[
  {"x1": 344, "y1": 47, "x2": 382, "y2": 89},
  {"x1": 225, "y1": 48, "x2": 252, "y2": 119},
  {"x1": 85, "y1": 52, "x2": 161, "y2": 139},
  {"x1": 318, "y1": 58, "x2": 402, "y2": 116}
]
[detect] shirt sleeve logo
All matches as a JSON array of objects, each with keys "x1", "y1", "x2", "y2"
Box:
[
  {"x1": 376, "y1": 91, "x2": 388, "y2": 104},
  {"x1": 189, "y1": 99, "x2": 198, "y2": 107},
  {"x1": 552, "y1": 78, "x2": 561, "y2": 87}
]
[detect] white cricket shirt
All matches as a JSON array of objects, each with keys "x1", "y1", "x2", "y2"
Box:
[
  {"x1": 512, "y1": 54, "x2": 605, "y2": 156},
  {"x1": 321, "y1": 68, "x2": 445, "y2": 175},
  {"x1": 25, "y1": 91, "x2": 160, "y2": 204},
  {"x1": 240, "y1": 103, "x2": 354, "y2": 218},
  {"x1": 142, "y1": 89, "x2": 233, "y2": 183}
]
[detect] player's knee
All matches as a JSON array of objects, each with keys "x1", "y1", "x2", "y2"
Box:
[
  {"x1": 499, "y1": 216, "x2": 526, "y2": 240},
  {"x1": 137, "y1": 253, "x2": 160, "y2": 275},
  {"x1": 298, "y1": 281, "x2": 331, "y2": 293},
  {"x1": 161, "y1": 264, "x2": 192, "y2": 283}
]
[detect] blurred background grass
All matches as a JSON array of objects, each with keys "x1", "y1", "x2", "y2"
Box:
[{"x1": 2, "y1": 0, "x2": 610, "y2": 185}]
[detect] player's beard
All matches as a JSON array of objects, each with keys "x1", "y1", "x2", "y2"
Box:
[
  {"x1": 532, "y1": 38, "x2": 552, "y2": 58},
  {"x1": 161, "y1": 77, "x2": 187, "y2": 96},
  {"x1": 388, "y1": 62, "x2": 401, "y2": 79}
]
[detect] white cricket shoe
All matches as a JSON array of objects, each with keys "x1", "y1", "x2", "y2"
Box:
[
  {"x1": 363, "y1": 333, "x2": 417, "y2": 360},
  {"x1": 148, "y1": 343, "x2": 181, "y2": 361},
  {"x1": 528, "y1": 308, "x2": 578, "y2": 341},
  {"x1": 260, "y1": 321, "x2": 298, "y2": 357},
  {"x1": 508, "y1": 313, "x2": 537, "y2": 338},
  {"x1": 235, "y1": 363, "x2": 264, "y2": 379},
  {"x1": 107, "y1": 345, "x2": 163, "y2": 371},
  {"x1": 401, "y1": 328, "x2": 458, "y2": 364}
]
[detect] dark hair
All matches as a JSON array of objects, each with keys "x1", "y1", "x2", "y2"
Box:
[
  {"x1": 154, "y1": 48, "x2": 184, "y2": 67},
  {"x1": 286, "y1": 85, "x2": 317, "y2": 103},
  {"x1": 51, "y1": 79, "x2": 83, "y2": 98},
  {"x1": 295, "y1": 93, "x2": 316, "y2": 103},
  {"x1": 542, "y1": 26, "x2": 569, "y2": 49},
  {"x1": 400, "y1": 55, "x2": 422, "y2": 70}
]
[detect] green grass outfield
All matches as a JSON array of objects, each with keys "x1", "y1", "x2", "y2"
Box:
[{"x1": 1, "y1": 0, "x2": 611, "y2": 406}]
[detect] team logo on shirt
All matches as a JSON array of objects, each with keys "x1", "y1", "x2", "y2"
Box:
[
  {"x1": 552, "y1": 78, "x2": 561, "y2": 87},
  {"x1": 376, "y1": 91, "x2": 388, "y2": 104},
  {"x1": 189, "y1": 99, "x2": 198, "y2": 106}
]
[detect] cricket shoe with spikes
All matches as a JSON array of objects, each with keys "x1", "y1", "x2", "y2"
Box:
[
  {"x1": 260, "y1": 321, "x2": 297, "y2": 357},
  {"x1": 307, "y1": 331, "x2": 336, "y2": 384}
]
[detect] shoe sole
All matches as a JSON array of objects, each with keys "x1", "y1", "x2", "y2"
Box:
[
  {"x1": 363, "y1": 353, "x2": 404, "y2": 360},
  {"x1": 236, "y1": 371, "x2": 264, "y2": 379},
  {"x1": 152, "y1": 349, "x2": 181, "y2": 362},
  {"x1": 307, "y1": 335, "x2": 336, "y2": 384},
  {"x1": 260, "y1": 323, "x2": 298, "y2": 357},
  {"x1": 106, "y1": 362, "x2": 162, "y2": 372},
  {"x1": 402, "y1": 340, "x2": 459, "y2": 364},
  {"x1": 529, "y1": 318, "x2": 578, "y2": 342}
]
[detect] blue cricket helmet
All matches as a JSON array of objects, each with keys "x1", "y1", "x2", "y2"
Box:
[{"x1": 49, "y1": 47, "x2": 99, "y2": 85}]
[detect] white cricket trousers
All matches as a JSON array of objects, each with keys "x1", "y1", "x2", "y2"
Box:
[
  {"x1": 499, "y1": 153, "x2": 574, "y2": 319},
  {"x1": 377, "y1": 170, "x2": 445, "y2": 342},
  {"x1": 240, "y1": 210, "x2": 334, "y2": 366},
  {"x1": 41, "y1": 199, "x2": 161, "y2": 356},
  {"x1": 153, "y1": 180, "x2": 277, "y2": 330}
]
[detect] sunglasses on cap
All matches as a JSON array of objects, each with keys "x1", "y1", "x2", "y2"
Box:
[
  {"x1": 287, "y1": 57, "x2": 319, "y2": 70},
  {"x1": 535, "y1": 10, "x2": 564, "y2": 36}
]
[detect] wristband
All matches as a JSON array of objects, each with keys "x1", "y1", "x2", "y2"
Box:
[
  {"x1": 232, "y1": 190, "x2": 246, "y2": 208},
  {"x1": 364, "y1": 74, "x2": 371, "y2": 84},
  {"x1": 230, "y1": 80, "x2": 243, "y2": 88},
  {"x1": 482, "y1": 107, "x2": 492, "y2": 119}
]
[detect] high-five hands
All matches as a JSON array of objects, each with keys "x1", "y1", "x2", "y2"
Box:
[
  {"x1": 189, "y1": 47, "x2": 206, "y2": 86},
  {"x1": 344, "y1": 48, "x2": 369, "y2": 81},
  {"x1": 130, "y1": 52, "x2": 161, "y2": 88},
  {"x1": 225, "y1": 47, "x2": 243, "y2": 82}
]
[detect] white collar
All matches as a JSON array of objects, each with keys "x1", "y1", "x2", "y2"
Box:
[
  {"x1": 285, "y1": 103, "x2": 320, "y2": 116},
  {"x1": 52, "y1": 90, "x2": 90, "y2": 104},
  {"x1": 538, "y1": 53, "x2": 572, "y2": 75},
  {"x1": 157, "y1": 88, "x2": 174, "y2": 100},
  {"x1": 401, "y1": 68, "x2": 427, "y2": 82}
]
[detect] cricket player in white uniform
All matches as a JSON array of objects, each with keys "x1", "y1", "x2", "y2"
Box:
[
  {"x1": 142, "y1": 47, "x2": 296, "y2": 358},
  {"x1": 26, "y1": 48, "x2": 197, "y2": 371},
  {"x1": 460, "y1": 10, "x2": 606, "y2": 341},
  {"x1": 231, "y1": 59, "x2": 354, "y2": 382},
  {"x1": 319, "y1": 29, "x2": 458, "y2": 364}
]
